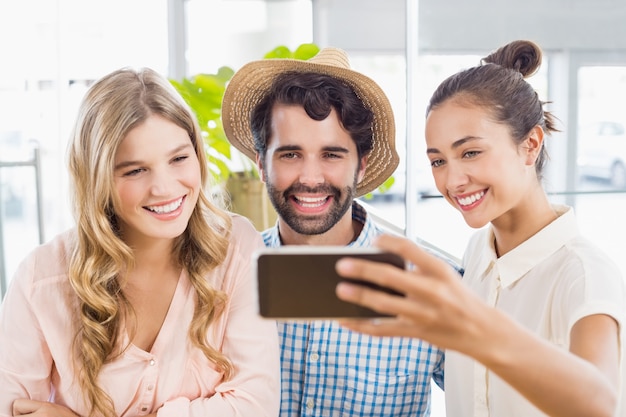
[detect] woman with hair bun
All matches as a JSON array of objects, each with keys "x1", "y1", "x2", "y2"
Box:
[
  {"x1": 335, "y1": 40, "x2": 624, "y2": 417},
  {"x1": 0, "y1": 67, "x2": 280, "y2": 417}
]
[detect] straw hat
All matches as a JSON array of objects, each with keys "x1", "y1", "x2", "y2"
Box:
[{"x1": 221, "y1": 47, "x2": 399, "y2": 196}]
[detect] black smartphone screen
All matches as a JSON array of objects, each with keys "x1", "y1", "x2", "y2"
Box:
[{"x1": 256, "y1": 250, "x2": 404, "y2": 319}]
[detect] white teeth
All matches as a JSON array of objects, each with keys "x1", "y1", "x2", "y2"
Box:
[
  {"x1": 146, "y1": 197, "x2": 183, "y2": 214},
  {"x1": 457, "y1": 191, "x2": 485, "y2": 206},
  {"x1": 294, "y1": 195, "x2": 327, "y2": 208}
]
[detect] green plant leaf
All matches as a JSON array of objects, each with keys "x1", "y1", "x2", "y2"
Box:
[
  {"x1": 376, "y1": 176, "x2": 396, "y2": 194},
  {"x1": 264, "y1": 45, "x2": 293, "y2": 59},
  {"x1": 215, "y1": 66, "x2": 235, "y2": 82},
  {"x1": 209, "y1": 157, "x2": 231, "y2": 185},
  {"x1": 293, "y1": 43, "x2": 320, "y2": 60},
  {"x1": 208, "y1": 136, "x2": 232, "y2": 159}
]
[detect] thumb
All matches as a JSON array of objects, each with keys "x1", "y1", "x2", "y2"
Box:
[{"x1": 13, "y1": 398, "x2": 41, "y2": 415}]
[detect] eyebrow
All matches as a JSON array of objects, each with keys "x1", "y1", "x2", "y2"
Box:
[
  {"x1": 426, "y1": 136, "x2": 483, "y2": 154},
  {"x1": 274, "y1": 145, "x2": 350, "y2": 154},
  {"x1": 114, "y1": 143, "x2": 193, "y2": 170}
]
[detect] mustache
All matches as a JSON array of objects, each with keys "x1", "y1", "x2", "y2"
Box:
[{"x1": 283, "y1": 183, "x2": 341, "y2": 198}]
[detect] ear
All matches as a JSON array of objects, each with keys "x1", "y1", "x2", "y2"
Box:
[
  {"x1": 357, "y1": 155, "x2": 368, "y2": 183},
  {"x1": 255, "y1": 153, "x2": 267, "y2": 183},
  {"x1": 523, "y1": 125, "x2": 544, "y2": 166}
]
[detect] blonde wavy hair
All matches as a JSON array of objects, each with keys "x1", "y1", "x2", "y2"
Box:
[{"x1": 66, "y1": 67, "x2": 233, "y2": 417}]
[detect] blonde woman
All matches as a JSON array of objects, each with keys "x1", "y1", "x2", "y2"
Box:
[{"x1": 0, "y1": 67, "x2": 280, "y2": 417}]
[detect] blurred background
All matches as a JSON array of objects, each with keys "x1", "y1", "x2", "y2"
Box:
[{"x1": 1, "y1": 2, "x2": 625, "y2": 413}]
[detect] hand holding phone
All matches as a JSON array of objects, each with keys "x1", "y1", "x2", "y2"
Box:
[{"x1": 254, "y1": 246, "x2": 405, "y2": 319}]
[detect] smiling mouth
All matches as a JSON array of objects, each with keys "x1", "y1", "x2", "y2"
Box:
[
  {"x1": 293, "y1": 195, "x2": 329, "y2": 208},
  {"x1": 145, "y1": 197, "x2": 184, "y2": 214},
  {"x1": 455, "y1": 190, "x2": 485, "y2": 207}
]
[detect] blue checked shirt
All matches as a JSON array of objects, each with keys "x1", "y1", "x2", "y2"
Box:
[{"x1": 263, "y1": 201, "x2": 447, "y2": 417}]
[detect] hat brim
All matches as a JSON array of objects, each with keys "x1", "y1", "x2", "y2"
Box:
[{"x1": 222, "y1": 56, "x2": 399, "y2": 196}]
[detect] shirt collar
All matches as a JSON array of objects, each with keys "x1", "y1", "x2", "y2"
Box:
[
  {"x1": 350, "y1": 200, "x2": 379, "y2": 247},
  {"x1": 477, "y1": 205, "x2": 579, "y2": 287}
]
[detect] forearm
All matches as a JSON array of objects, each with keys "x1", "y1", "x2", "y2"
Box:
[
  {"x1": 473, "y1": 309, "x2": 617, "y2": 417},
  {"x1": 334, "y1": 236, "x2": 621, "y2": 417}
]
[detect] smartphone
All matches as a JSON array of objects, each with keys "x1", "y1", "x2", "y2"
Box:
[{"x1": 254, "y1": 246, "x2": 405, "y2": 319}]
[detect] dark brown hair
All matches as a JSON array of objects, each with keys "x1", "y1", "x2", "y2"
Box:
[
  {"x1": 250, "y1": 71, "x2": 374, "y2": 167},
  {"x1": 427, "y1": 40, "x2": 559, "y2": 177}
]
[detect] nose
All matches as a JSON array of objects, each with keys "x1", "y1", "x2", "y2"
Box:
[
  {"x1": 298, "y1": 158, "x2": 325, "y2": 187},
  {"x1": 443, "y1": 161, "x2": 469, "y2": 192},
  {"x1": 148, "y1": 167, "x2": 174, "y2": 196}
]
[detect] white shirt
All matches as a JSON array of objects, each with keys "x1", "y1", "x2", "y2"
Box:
[{"x1": 444, "y1": 205, "x2": 625, "y2": 417}]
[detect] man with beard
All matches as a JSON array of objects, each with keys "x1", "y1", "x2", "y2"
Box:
[{"x1": 221, "y1": 47, "x2": 449, "y2": 417}]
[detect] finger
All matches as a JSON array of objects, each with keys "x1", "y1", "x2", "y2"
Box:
[
  {"x1": 336, "y1": 280, "x2": 405, "y2": 316},
  {"x1": 336, "y1": 275, "x2": 443, "y2": 326},
  {"x1": 13, "y1": 398, "x2": 41, "y2": 415},
  {"x1": 336, "y1": 254, "x2": 410, "y2": 296},
  {"x1": 336, "y1": 246, "x2": 448, "y2": 303}
]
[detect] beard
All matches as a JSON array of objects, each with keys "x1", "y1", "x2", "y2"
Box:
[{"x1": 266, "y1": 175, "x2": 358, "y2": 236}]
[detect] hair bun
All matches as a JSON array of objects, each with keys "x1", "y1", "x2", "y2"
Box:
[{"x1": 482, "y1": 40, "x2": 542, "y2": 78}]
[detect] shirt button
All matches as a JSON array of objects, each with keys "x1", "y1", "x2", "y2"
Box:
[
  {"x1": 310, "y1": 353, "x2": 319, "y2": 361},
  {"x1": 141, "y1": 406, "x2": 148, "y2": 412},
  {"x1": 305, "y1": 399, "x2": 314, "y2": 410},
  {"x1": 149, "y1": 359, "x2": 155, "y2": 366},
  {"x1": 147, "y1": 384, "x2": 154, "y2": 391}
]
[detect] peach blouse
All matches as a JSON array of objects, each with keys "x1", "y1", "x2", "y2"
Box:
[{"x1": 0, "y1": 215, "x2": 280, "y2": 417}]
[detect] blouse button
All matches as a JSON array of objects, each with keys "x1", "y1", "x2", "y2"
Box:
[{"x1": 149, "y1": 359, "x2": 156, "y2": 366}]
